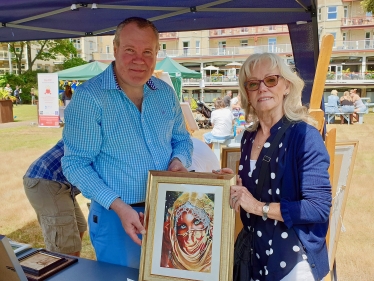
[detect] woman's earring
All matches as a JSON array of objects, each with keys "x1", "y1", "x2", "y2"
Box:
[{"x1": 284, "y1": 92, "x2": 289, "y2": 96}]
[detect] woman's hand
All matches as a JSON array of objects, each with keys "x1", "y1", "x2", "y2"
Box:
[
  {"x1": 230, "y1": 177, "x2": 261, "y2": 213},
  {"x1": 212, "y1": 167, "x2": 234, "y2": 174}
]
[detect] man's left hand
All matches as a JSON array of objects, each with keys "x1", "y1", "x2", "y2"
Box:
[{"x1": 167, "y1": 158, "x2": 188, "y2": 172}]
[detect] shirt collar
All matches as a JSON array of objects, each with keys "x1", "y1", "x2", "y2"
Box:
[{"x1": 111, "y1": 61, "x2": 157, "y2": 91}]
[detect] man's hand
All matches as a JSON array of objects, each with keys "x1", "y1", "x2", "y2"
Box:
[
  {"x1": 110, "y1": 198, "x2": 146, "y2": 246},
  {"x1": 167, "y1": 158, "x2": 188, "y2": 172}
]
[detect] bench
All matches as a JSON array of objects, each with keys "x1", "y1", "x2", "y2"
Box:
[
  {"x1": 356, "y1": 112, "x2": 365, "y2": 124},
  {"x1": 326, "y1": 112, "x2": 352, "y2": 125},
  {"x1": 212, "y1": 136, "x2": 234, "y2": 162},
  {"x1": 366, "y1": 102, "x2": 374, "y2": 113}
]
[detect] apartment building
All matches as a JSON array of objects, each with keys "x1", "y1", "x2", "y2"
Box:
[{"x1": 2, "y1": 0, "x2": 374, "y2": 101}]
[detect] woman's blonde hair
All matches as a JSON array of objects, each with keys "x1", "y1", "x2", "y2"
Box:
[
  {"x1": 239, "y1": 53, "x2": 316, "y2": 131},
  {"x1": 331, "y1": 89, "x2": 338, "y2": 96}
]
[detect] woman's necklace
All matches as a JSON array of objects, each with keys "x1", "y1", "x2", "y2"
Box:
[{"x1": 256, "y1": 142, "x2": 263, "y2": 149}]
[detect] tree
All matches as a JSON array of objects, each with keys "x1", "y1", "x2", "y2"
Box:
[
  {"x1": 361, "y1": 0, "x2": 374, "y2": 13},
  {"x1": 9, "y1": 39, "x2": 77, "y2": 74},
  {"x1": 54, "y1": 57, "x2": 88, "y2": 71}
]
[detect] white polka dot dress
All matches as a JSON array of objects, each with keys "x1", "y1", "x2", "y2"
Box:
[{"x1": 238, "y1": 118, "x2": 307, "y2": 280}]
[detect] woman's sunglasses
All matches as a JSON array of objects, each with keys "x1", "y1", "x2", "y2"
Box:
[{"x1": 244, "y1": 75, "x2": 283, "y2": 91}]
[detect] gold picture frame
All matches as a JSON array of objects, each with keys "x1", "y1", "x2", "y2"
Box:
[
  {"x1": 139, "y1": 171, "x2": 236, "y2": 281},
  {"x1": 221, "y1": 147, "x2": 243, "y2": 240}
]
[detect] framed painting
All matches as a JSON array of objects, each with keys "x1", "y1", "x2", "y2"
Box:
[
  {"x1": 326, "y1": 141, "x2": 358, "y2": 275},
  {"x1": 139, "y1": 171, "x2": 236, "y2": 281},
  {"x1": 221, "y1": 147, "x2": 243, "y2": 239}
]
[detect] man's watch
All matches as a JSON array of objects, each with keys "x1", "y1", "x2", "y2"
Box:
[{"x1": 262, "y1": 202, "x2": 270, "y2": 219}]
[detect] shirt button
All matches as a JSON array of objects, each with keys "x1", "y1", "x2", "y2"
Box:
[{"x1": 311, "y1": 264, "x2": 315, "y2": 268}]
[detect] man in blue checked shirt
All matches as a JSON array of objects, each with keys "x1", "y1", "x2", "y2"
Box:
[
  {"x1": 62, "y1": 17, "x2": 193, "y2": 268},
  {"x1": 23, "y1": 139, "x2": 87, "y2": 257}
]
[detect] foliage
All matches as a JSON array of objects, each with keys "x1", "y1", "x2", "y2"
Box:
[
  {"x1": 0, "y1": 88, "x2": 16, "y2": 101},
  {"x1": 326, "y1": 71, "x2": 335, "y2": 80},
  {"x1": 59, "y1": 57, "x2": 88, "y2": 71},
  {"x1": 365, "y1": 70, "x2": 374, "y2": 79},
  {"x1": 361, "y1": 0, "x2": 374, "y2": 13},
  {"x1": 8, "y1": 39, "x2": 77, "y2": 74},
  {"x1": 0, "y1": 70, "x2": 46, "y2": 104}
]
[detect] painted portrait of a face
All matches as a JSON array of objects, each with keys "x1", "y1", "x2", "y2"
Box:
[{"x1": 160, "y1": 192, "x2": 214, "y2": 272}]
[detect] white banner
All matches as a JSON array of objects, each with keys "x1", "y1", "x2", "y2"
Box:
[{"x1": 37, "y1": 73, "x2": 60, "y2": 127}]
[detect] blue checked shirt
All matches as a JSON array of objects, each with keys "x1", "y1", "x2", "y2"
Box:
[
  {"x1": 62, "y1": 63, "x2": 193, "y2": 210},
  {"x1": 24, "y1": 139, "x2": 69, "y2": 185}
]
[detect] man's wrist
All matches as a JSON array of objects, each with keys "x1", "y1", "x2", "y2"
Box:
[{"x1": 168, "y1": 157, "x2": 181, "y2": 167}]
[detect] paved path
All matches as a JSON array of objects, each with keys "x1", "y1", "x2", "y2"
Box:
[{"x1": 0, "y1": 120, "x2": 38, "y2": 129}]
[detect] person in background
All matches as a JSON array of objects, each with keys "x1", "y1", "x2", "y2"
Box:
[
  {"x1": 215, "y1": 53, "x2": 331, "y2": 281},
  {"x1": 62, "y1": 17, "x2": 192, "y2": 269},
  {"x1": 349, "y1": 88, "x2": 367, "y2": 123},
  {"x1": 325, "y1": 89, "x2": 340, "y2": 114},
  {"x1": 23, "y1": 139, "x2": 87, "y2": 257},
  {"x1": 339, "y1": 91, "x2": 354, "y2": 124},
  {"x1": 203, "y1": 97, "x2": 234, "y2": 148},
  {"x1": 71, "y1": 80, "x2": 78, "y2": 92},
  {"x1": 223, "y1": 90, "x2": 232, "y2": 107},
  {"x1": 4, "y1": 83, "x2": 12, "y2": 96},
  {"x1": 30, "y1": 87, "x2": 36, "y2": 105},
  {"x1": 13, "y1": 85, "x2": 21, "y2": 106},
  {"x1": 61, "y1": 84, "x2": 73, "y2": 106}
]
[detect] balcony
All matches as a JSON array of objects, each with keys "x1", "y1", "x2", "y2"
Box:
[
  {"x1": 92, "y1": 52, "x2": 115, "y2": 61},
  {"x1": 159, "y1": 32, "x2": 178, "y2": 39},
  {"x1": 0, "y1": 51, "x2": 25, "y2": 60},
  {"x1": 182, "y1": 71, "x2": 374, "y2": 88},
  {"x1": 157, "y1": 44, "x2": 293, "y2": 59},
  {"x1": 332, "y1": 39, "x2": 374, "y2": 50},
  {"x1": 341, "y1": 16, "x2": 374, "y2": 28},
  {"x1": 209, "y1": 25, "x2": 289, "y2": 37}
]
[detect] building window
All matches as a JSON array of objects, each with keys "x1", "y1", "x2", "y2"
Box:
[
  {"x1": 21, "y1": 64, "x2": 25, "y2": 69},
  {"x1": 268, "y1": 38, "x2": 276, "y2": 52},
  {"x1": 37, "y1": 64, "x2": 42, "y2": 69},
  {"x1": 327, "y1": 6, "x2": 337, "y2": 20},
  {"x1": 45, "y1": 65, "x2": 49, "y2": 71},
  {"x1": 183, "y1": 41, "x2": 190, "y2": 56},
  {"x1": 89, "y1": 42, "x2": 93, "y2": 50},
  {"x1": 365, "y1": 32, "x2": 371, "y2": 48},
  {"x1": 240, "y1": 40, "x2": 248, "y2": 47},
  {"x1": 72, "y1": 38, "x2": 81, "y2": 49},
  {"x1": 196, "y1": 40, "x2": 200, "y2": 54},
  {"x1": 318, "y1": 7, "x2": 322, "y2": 21},
  {"x1": 240, "y1": 27, "x2": 248, "y2": 33},
  {"x1": 106, "y1": 46, "x2": 110, "y2": 53},
  {"x1": 218, "y1": 41, "x2": 226, "y2": 55},
  {"x1": 332, "y1": 33, "x2": 337, "y2": 47},
  {"x1": 342, "y1": 32, "x2": 347, "y2": 48}
]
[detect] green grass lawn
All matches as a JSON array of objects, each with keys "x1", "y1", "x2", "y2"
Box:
[{"x1": 13, "y1": 104, "x2": 39, "y2": 122}]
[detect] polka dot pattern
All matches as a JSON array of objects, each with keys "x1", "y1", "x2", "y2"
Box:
[{"x1": 237, "y1": 119, "x2": 306, "y2": 280}]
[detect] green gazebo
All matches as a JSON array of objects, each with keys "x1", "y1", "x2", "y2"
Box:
[{"x1": 156, "y1": 57, "x2": 201, "y2": 101}]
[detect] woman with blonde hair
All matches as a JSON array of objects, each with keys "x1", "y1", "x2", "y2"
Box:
[
  {"x1": 325, "y1": 89, "x2": 340, "y2": 114},
  {"x1": 215, "y1": 53, "x2": 331, "y2": 281},
  {"x1": 339, "y1": 91, "x2": 354, "y2": 124}
]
